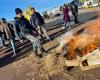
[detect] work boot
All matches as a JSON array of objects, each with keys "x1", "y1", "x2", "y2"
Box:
[
  {"x1": 2, "y1": 45, "x2": 7, "y2": 48},
  {"x1": 47, "y1": 37, "x2": 51, "y2": 41},
  {"x1": 35, "y1": 48, "x2": 43, "y2": 58},
  {"x1": 68, "y1": 26, "x2": 71, "y2": 30},
  {"x1": 12, "y1": 53, "x2": 16, "y2": 57}
]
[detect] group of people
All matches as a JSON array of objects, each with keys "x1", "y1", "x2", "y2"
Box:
[
  {"x1": 0, "y1": 2, "x2": 79, "y2": 57},
  {"x1": 0, "y1": 7, "x2": 51, "y2": 57},
  {"x1": 63, "y1": 2, "x2": 79, "y2": 29}
]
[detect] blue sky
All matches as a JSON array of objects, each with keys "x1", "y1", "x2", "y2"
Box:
[{"x1": 0, "y1": 0, "x2": 72, "y2": 20}]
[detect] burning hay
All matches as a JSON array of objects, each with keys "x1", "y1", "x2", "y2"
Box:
[
  {"x1": 57, "y1": 11, "x2": 100, "y2": 70},
  {"x1": 42, "y1": 51, "x2": 65, "y2": 75}
]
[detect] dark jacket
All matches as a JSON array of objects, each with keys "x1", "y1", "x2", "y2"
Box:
[
  {"x1": 14, "y1": 16, "x2": 35, "y2": 37},
  {"x1": 0, "y1": 22, "x2": 15, "y2": 40},
  {"x1": 30, "y1": 12, "x2": 45, "y2": 28},
  {"x1": 63, "y1": 7, "x2": 70, "y2": 22},
  {"x1": 71, "y1": 3, "x2": 78, "y2": 16}
]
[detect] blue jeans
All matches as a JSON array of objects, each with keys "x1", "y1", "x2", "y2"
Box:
[
  {"x1": 37, "y1": 25, "x2": 50, "y2": 40},
  {"x1": 25, "y1": 34, "x2": 41, "y2": 51},
  {"x1": 64, "y1": 21, "x2": 70, "y2": 28},
  {"x1": 0, "y1": 37, "x2": 4, "y2": 47},
  {"x1": 10, "y1": 39, "x2": 16, "y2": 55},
  {"x1": 0, "y1": 33, "x2": 5, "y2": 47}
]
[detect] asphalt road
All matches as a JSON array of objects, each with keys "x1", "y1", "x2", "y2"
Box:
[{"x1": 45, "y1": 10, "x2": 97, "y2": 30}]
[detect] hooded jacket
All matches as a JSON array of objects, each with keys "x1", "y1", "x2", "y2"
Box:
[
  {"x1": 0, "y1": 22, "x2": 15, "y2": 40},
  {"x1": 30, "y1": 12, "x2": 45, "y2": 28},
  {"x1": 71, "y1": 3, "x2": 78, "y2": 16},
  {"x1": 14, "y1": 16, "x2": 35, "y2": 37}
]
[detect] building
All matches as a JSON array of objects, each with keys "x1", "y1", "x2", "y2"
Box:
[
  {"x1": 82, "y1": 0, "x2": 99, "y2": 7},
  {"x1": 47, "y1": 7, "x2": 60, "y2": 16},
  {"x1": 91, "y1": 0, "x2": 99, "y2": 6}
]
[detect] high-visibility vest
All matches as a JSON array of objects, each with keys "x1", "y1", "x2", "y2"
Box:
[{"x1": 24, "y1": 10, "x2": 31, "y2": 21}]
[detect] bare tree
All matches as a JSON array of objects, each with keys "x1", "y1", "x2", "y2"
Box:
[{"x1": 97, "y1": 0, "x2": 100, "y2": 7}]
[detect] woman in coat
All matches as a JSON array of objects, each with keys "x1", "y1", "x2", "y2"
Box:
[
  {"x1": 0, "y1": 22, "x2": 5, "y2": 47},
  {"x1": 0, "y1": 18, "x2": 16, "y2": 56},
  {"x1": 63, "y1": 5, "x2": 70, "y2": 29}
]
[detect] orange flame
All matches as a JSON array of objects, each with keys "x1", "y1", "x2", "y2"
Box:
[{"x1": 66, "y1": 11, "x2": 100, "y2": 60}]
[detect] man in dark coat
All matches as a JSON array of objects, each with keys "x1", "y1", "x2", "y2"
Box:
[
  {"x1": 0, "y1": 18, "x2": 16, "y2": 56},
  {"x1": 14, "y1": 8, "x2": 36, "y2": 40},
  {"x1": 71, "y1": 2, "x2": 79, "y2": 24},
  {"x1": 30, "y1": 7, "x2": 50, "y2": 41},
  {"x1": 14, "y1": 8, "x2": 45, "y2": 57}
]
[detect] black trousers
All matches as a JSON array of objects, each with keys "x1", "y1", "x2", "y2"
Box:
[{"x1": 73, "y1": 13, "x2": 78, "y2": 24}]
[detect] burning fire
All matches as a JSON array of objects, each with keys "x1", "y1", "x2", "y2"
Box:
[{"x1": 58, "y1": 11, "x2": 100, "y2": 60}]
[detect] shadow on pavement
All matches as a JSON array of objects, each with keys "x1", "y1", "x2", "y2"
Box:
[{"x1": 0, "y1": 41, "x2": 33, "y2": 68}]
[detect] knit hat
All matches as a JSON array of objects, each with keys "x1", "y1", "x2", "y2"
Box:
[
  {"x1": 0, "y1": 18, "x2": 6, "y2": 22},
  {"x1": 15, "y1": 8, "x2": 22, "y2": 15}
]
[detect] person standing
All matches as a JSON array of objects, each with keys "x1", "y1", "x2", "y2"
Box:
[
  {"x1": 30, "y1": 7, "x2": 50, "y2": 42},
  {"x1": 71, "y1": 2, "x2": 79, "y2": 24},
  {"x1": 14, "y1": 8, "x2": 45, "y2": 57},
  {"x1": 10, "y1": 21, "x2": 19, "y2": 40},
  {"x1": 0, "y1": 22, "x2": 5, "y2": 47},
  {"x1": 0, "y1": 18, "x2": 16, "y2": 56},
  {"x1": 63, "y1": 5, "x2": 70, "y2": 29}
]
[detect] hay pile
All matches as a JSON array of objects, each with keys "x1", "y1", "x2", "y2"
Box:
[{"x1": 9, "y1": 50, "x2": 71, "y2": 80}]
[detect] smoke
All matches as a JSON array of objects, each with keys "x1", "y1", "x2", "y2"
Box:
[
  {"x1": 56, "y1": 31, "x2": 73, "y2": 53},
  {"x1": 56, "y1": 11, "x2": 100, "y2": 54}
]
